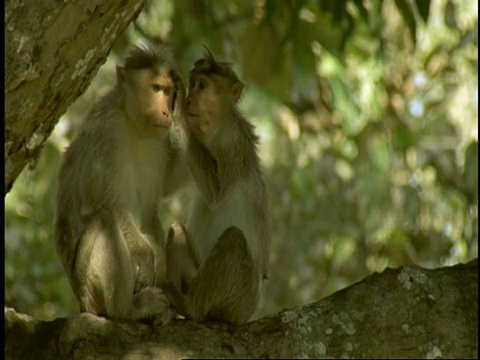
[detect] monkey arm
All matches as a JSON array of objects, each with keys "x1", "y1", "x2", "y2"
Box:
[
  {"x1": 172, "y1": 115, "x2": 224, "y2": 207},
  {"x1": 172, "y1": 75, "x2": 187, "y2": 121},
  {"x1": 172, "y1": 109, "x2": 247, "y2": 208},
  {"x1": 190, "y1": 130, "x2": 257, "y2": 211},
  {"x1": 162, "y1": 139, "x2": 192, "y2": 197},
  {"x1": 163, "y1": 281, "x2": 190, "y2": 319},
  {"x1": 186, "y1": 143, "x2": 222, "y2": 207}
]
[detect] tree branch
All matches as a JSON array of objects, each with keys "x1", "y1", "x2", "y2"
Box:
[
  {"x1": 5, "y1": 0, "x2": 147, "y2": 194},
  {"x1": 5, "y1": 260, "x2": 477, "y2": 359}
]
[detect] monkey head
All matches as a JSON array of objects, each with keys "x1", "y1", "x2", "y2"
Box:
[
  {"x1": 186, "y1": 47, "x2": 244, "y2": 142},
  {"x1": 117, "y1": 45, "x2": 181, "y2": 139}
]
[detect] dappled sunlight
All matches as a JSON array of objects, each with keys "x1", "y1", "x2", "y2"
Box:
[{"x1": 5, "y1": 0, "x2": 477, "y2": 321}]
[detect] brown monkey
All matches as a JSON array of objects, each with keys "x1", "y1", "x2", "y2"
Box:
[
  {"x1": 55, "y1": 44, "x2": 188, "y2": 323},
  {"x1": 166, "y1": 48, "x2": 270, "y2": 324}
]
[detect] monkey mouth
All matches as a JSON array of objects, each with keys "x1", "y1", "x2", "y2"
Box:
[
  {"x1": 187, "y1": 113, "x2": 199, "y2": 117},
  {"x1": 151, "y1": 122, "x2": 170, "y2": 129}
]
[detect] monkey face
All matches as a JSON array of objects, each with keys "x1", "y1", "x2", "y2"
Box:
[
  {"x1": 120, "y1": 68, "x2": 176, "y2": 138},
  {"x1": 186, "y1": 74, "x2": 217, "y2": 135},
  {"x1": 186, "y1": 73, "x2": 240, "y2": 142}
]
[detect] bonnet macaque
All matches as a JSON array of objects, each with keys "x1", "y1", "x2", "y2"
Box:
[
  {"x1": 55, "y1": 44, "x2": 187, "y2": 323},
  {"x1": 166, "y1": 48, "x2": 270, "y2": 324}
]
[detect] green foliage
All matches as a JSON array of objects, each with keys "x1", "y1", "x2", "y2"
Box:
[{"x1": 5, "y1": 0, "x2": 477, "y2": 320}]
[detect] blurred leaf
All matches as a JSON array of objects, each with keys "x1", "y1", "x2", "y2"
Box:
[
  {"x1": 393, "y1": 121, "x2": 421, "y2": 152},
  {"x1": 371, "y1": 136, "x2": 390, "y2": 172},
  {"x1": 352, "y1": 0, "x2": 369, "y2": 23},
  {"x1": 332, "y1": 236, "x2": 357, "y2": 270},
  {"x1": 278, "y1": 0, "x2": 303, "y2": 48},
  {"x1": 394, "y1": 0, "x2": 417, "y2": 44},
  {"x1": 332, "y1": 1, "x2": 347, "y2": 24},
  {"x1": 238, "y1": 22, "x2": 279, "y2": 86},
  {"x1": 264, "y1": 0, "x2": 277, "y2": 24},
  {"x1": 415, "y1": 0, "x2": 431, "y2": 23},
  {"x1": 329, "y1": 77, "x2": 365, "y2": 136},
  {"x1": 318, "y1": 0, "x2": 348, "y2": 25}
]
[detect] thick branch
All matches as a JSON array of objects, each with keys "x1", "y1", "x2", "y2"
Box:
[
  {"x1": 5, "y1": 260, "x2": 477, "y2": 359},
  {"x1": 5, "y1": 0, "x2": 147, "y2": 194}
]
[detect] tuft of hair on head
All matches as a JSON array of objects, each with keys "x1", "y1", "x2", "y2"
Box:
[
  {"x1": 191, "y1": 45, "x2": 241, "y2": 83},
  {"x1": 124, "y1": 42, "x2": 176, "y2": 71}
]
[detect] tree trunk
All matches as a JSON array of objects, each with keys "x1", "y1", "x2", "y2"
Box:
[
  {"x1": 5, "y1": 260, "x2": 477, "y2": 359},
  {"x1": 5, "y1": 0, "x2": 147, "y2": 195}
]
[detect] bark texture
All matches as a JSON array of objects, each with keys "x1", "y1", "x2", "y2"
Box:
[
  {"x1": 5, "y1": 260, "x2": 477, "y2": 359},
  {"x1": 5, "y1": 0, "x2": 147, "y2": 194}
]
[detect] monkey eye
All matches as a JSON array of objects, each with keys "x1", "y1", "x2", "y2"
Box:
[
  {"x1": 152, "y1": 84, "x2": 161, "y2": 92},
  {"x1": 199, "y1": 80, "x2": 206, "y2": 90}
]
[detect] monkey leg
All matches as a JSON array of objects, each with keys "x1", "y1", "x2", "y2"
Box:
[
  {"x1": 162, "y1": 281, "x2": 190, "y2": 320},
  {"x1": 74, "y1": 214, "x2": 171, "y2": 323},
  {"x1": 166, "y1": 221, "x2": 199, "y2": 295},
  {"x1": 132, "y1": 286, "x2": 173, "y2": 325},
  {"x1": 74, "y1": 214, "x2": 136, "y2": 319},
  {"x1": 187, "y1": 226, "x2": 260, "y2": 325},
  {"x1": 128, "y1": 233, "x2": 167, "y2": 294}
]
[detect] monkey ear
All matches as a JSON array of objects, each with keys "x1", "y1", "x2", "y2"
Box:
[
  {"x1": 116, "y1": 66, "x2": 126, "y2": 85},
  {"x1": 231, "y1": 81, "x2": 245, "y2": 103}
]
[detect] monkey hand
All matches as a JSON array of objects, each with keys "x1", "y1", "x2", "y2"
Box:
[
  {"x1": 132, "y1": 286, "x2": 172, "y2": 325},
  {"x1": 151, "y1": 306, "x2": 176, "y2": 326}
]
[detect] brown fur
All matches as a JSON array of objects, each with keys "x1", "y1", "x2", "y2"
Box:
[
  {"x1": 166, "y1": 49, "x2": 270, "y2": 324},
  {"x1": 55, "y1": 44, "x2": 188, "y2": 323}
]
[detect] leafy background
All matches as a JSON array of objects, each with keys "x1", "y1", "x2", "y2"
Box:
[{"x1": 5, "y1": 0, "x2": 478, "y2": 320}]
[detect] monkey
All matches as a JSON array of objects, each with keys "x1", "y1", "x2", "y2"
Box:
[
  {"x1": 165, "y1": 48, "x2": 271, "y2": 325},
  {"x1": 54, "y1": 43, "x2": 189, "y2": 324}
]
